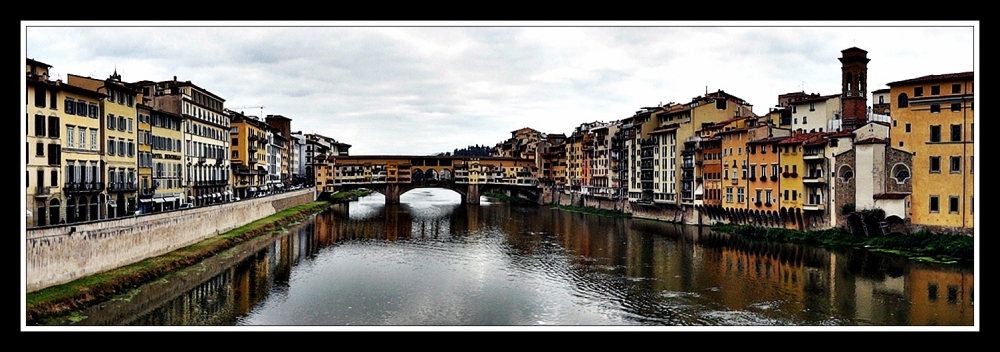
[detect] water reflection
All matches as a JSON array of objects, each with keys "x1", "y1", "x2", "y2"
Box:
[{"x1": 59, "y1": 188, "x2": 973, "y2": 327}]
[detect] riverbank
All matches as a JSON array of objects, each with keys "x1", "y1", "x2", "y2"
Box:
[
  {"x1": 712, "y1": 224, "x2": 974, "y2": 264},
  {"x1": 549, "y1": 204, "x2": 632, "y2": 218},
  {"x1": 483, "y1": 192, "x2": 535, "y2": 205},
  {"x1": 25, "y1": 200, "x2": 334, "y2": 325},
  {"x1": 328, "y1": 189, "x2": 375, "y2": 203}
]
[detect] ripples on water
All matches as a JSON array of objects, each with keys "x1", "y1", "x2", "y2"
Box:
[{"x1": 60, "y1": 188, "x2": 974, "y2": 328}]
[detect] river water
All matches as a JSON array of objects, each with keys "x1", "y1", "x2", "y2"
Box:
[{"x1": 50, "y1": 188, "x2": 975, "y2": 329}]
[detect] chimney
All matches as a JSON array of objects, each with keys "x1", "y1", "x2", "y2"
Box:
[{"x1": 173, "y1": 76, "x2": 177, "y2": 82}]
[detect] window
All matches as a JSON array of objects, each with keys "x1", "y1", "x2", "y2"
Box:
[
  {"x1": 64, "y1": 98, "x2": 74, "y2": 114},
  {"x1": 929, "y1": 156, "x2": 941, "y2": 173},
  {"x1": 89, "y1": 104, "x2": 98, "y2": 118},
  {"x1": 809, "y1": 102, "x2": 815, "y2": 111},
  {"x1": 737, "y1": 188, "x2": 744, "y2": 203},
  {"x1": 755, "y1": 189, "x2": 762, "y2": 203},
  {"x1": 914, "y1": 87, "x2": 923, "y2": 97},
  {"x1": 51, "y1": 169, "x2": 58, "y2": 185},
  {"x1": 951, "y1": 103, "x2": 961, "y2": 112},
  {"x1": 48, "y1": 116, "x2": 60, "y2": 137},
  {"x1": 950, "y1": 156, "x2": 961, "y2": 173},
  {"x1": 894, "y1": 167, "x2": 910, "y2": 183},
  {"x1": 929, "y1": 196, "x2": 939, "y2": 213},
  {"x1": 898, "y1": 93, "x2": 909, "y2": 108},
  {"x1": 930, "y1": 104, "x2": 940, "y2": 114},
  {"x1": 726, "y1": 187, "x2": 733, "y2": 203},
  {"x1": 108, "y1": 139, "x2": 115, "y2": 155},
  {"x1": 34, "y1": 115, "x2": 45, "y2": 137},
  {"x1": 47, "y1": 144, "x2": 60, "y2": 165},
  {"x1": 792, "y1": 190, "x2": 797, "y2": 201},
  {"x1": 905, "y1": 123, "x2": 911, "y2": 133},
  {"x1": 36, "y1": 142, "x2": 44, "y2": 156},
  {"x1": 784, "y1": 189, "x2": 789, "y2": 200},
  {"x1": 952, "y1": 84, "x2": 961, "y2": 94},
  {"x1": 766, "y1": 190, "x2": 773, "y2": 204},
  {"x1": 950, "y1": 124, "x2": 962, "y2": 142},
  {"x1": 930, "y1": 125, "x2": 941, "y2": 142},
  {"x1": 931, "y1": 85, "x2": 940, "y2": 95},
  {"x1": 108, "y1": 114, "x2": 116, "y2": 130},
  {"x1": 949, "y1": 196, "x2": 959, "y2": 214},
  {"x1": 66, "y1": 126, "x2": 75, "y2": 148},
  {"x1": 34, "y1": 86, "x2": 46, "y2": 107},
  {"x1": 78, "y1": 127, "x2": 85, "y2": 149},
  {"x1": 971, "y1": 156, "x2": 974, "y2": 174}
]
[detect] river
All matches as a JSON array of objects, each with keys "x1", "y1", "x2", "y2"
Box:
[{"x1": 47, "y1": 188, "x2": 975, "y2": 329}]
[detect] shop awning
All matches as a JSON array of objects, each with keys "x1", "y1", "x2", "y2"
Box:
[
  {"x1": 139, "y1": 199, "x2": 152, "y2": 203},
  {"x1": 214, "y1": 193, "x2": 221, "y2": 198},
  {"x1": 188, "y1": 196, "x2": 196, "y2": 201},
  {"x1": 224, "y1": 191, "x2": 232, "y2": 195},
  {"x1": 250, "y1": 187, "x2": 257, "y2": 191},
  {"x1": 153, "y1": 198, "x2": 164, "y2": 203}
]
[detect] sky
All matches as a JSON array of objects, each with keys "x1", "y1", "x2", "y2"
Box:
[{"x1": 22, "y1": 21, "x2": 978, "y2": 156}]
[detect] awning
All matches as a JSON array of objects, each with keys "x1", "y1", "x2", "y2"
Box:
[
  {"x1": 153, "y1": 198, "x2": 165, "y2": 203},
  {"x1": 214, "y1": 193, "x2": 221, "y2": 198},
  {"x1": 139, "y1": 199, "x2": 152, "y2": 203},
  {"x1": 224, "y1": 191, "x2": 232, "y2": 195},
  {"x1": 165, "y1": 196, "x2": 179, "y2": 202},
  {"x1": 694, "y1": 184, "x2": 704, "y2": 195},
  {"x1": 188, "y1": 196, "x2": 195, "y2": 201},
  {"x1": 249, "y1": 187, "x2": 257, "y2": 191}
]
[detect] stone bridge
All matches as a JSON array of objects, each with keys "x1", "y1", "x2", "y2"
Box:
[{"x1": 314, "y1": 155, "x2": 542, "y2": 204}]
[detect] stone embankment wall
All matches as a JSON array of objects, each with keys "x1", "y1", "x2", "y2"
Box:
[
  {"x1": 547, "y1": 192, "x2": 710, "y2": 226},
  {"x1": 25, "y1": 189, "x2": 315, "y2": 293}
]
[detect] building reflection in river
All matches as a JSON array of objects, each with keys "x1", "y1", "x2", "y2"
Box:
[{"x1": 62, "y1": 190, "x2": 973, "y2": 326}]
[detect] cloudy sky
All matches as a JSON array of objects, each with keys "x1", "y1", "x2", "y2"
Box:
[{"x1": 22, "y1": 22, "x2": 978, "y2": 155}]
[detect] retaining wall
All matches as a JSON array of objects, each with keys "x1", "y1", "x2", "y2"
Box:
[{"x1": 25, "y1": 189, "x2": 315, "y2": 292}]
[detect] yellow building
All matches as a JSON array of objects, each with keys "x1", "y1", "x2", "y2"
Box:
[
  {"x1": 68, "y1": 72, "x2": 140, "y2": 218},
  {"x1": 26, "y1": 62, "x2": 107, "y2": 224},
  {"x1": 136, "y1": 103, "x2": 153, "y2": 213},
  {"x1": 229, "y1": 110, "x2": 270, "y2": 200},
  {"x1": 136, "y1": 78, "x2": 230, "y2": 206},
  {"x1": 149, "y1": 109, "x2": 185, "y2": 209},
  {"x1": 887, "y1": 72, "x2": 974, "y2": 233}
]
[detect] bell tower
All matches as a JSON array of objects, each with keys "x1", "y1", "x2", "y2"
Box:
[{"x1": 839, "y1": 47, "x2": 870, "y2": 131}]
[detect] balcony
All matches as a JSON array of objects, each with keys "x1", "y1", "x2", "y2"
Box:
[
  {"x1": 802, "y1": 203, "x2": 825, "y2": 211},
  {"x1": 803, "y1": 153, "x2": 824, "y2": 161},
  {"x1": 107, "y1": 181, "x2": 137, "y2": 192},
  {"x1": 34, "y1": 186, "x2": 51, "y2": 197},
  {"x1": 63, "y1": 181, "x2": 104, "y2": 194},
  {"x1": 198, "y1": 156, "x2": 206, "y2": 164},
  {"x1": 803, "y1": 171, "x2": 826, "y2": 184}
]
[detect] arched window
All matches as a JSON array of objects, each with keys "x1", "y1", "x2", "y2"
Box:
[
  {"x1": 838, "y1": 165, "x2": 854, "y2": 182},
  {"x1": 845, "y1": 72, "x2": 853, "y2": 96},
  {"x1": 802, "y1": 116, "x2": 808, "y2": 124},
  {"x1": 898, "y1": 93, "x2": 909, "y2": 108},
  {"x1": 891, "y1": 163, "x2": 911, "y2": 184}
]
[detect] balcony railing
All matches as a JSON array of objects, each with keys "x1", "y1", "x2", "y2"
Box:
[
  {"x1": 107, "y1": 181, "x2": 138, "y2": 192},
  {"x1": 34, "y1": 185, "x2": 51, "y2": 197},
  {"x1": 63, "y1": 181, "x2": 104, "y2": 194}
]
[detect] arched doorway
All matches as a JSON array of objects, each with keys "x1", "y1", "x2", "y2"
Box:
[
  {"x1": 66, "y1": 197, "x2": 77, "y2": 223},
  {"x1": 78, "y1": 195, "x2": 89, "y2": 222},
  {"x1": 90, "y1": 196, "x2": 100, "y2": 221},
  {"x1": 116, "y1": 193, "x2": 126, "y2": 217},
  {"x1": 49, "y1": 198, "x2": 60, "y2": 225}
]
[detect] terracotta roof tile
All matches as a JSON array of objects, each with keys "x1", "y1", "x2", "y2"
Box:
[{"x1": 887, "y1": 72, "x2": 974, "y2": 86}]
